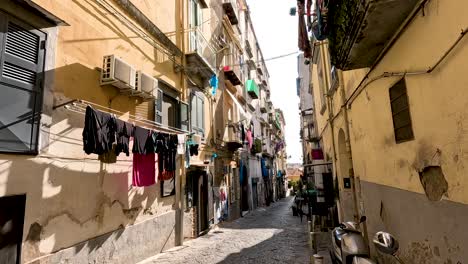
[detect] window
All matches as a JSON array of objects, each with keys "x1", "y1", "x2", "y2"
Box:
[
  {"x1": 155, "y1": 81, "x2": 189, "y2": 131},
  {"x1": 0, "y1": 13, "x2": 46, "y2": 154},
  {"x1": 191, "y1": 90, "x2": 205, "y2": 137},
  {"x1": 389, "y1": 78, "x2": 414, "y2": 143}
]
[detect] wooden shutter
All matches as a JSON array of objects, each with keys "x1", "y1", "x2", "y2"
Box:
[
  {"x1": 179, "y1": 101, "x2": 189, "y2": 131},
  {"x1": 0, "y1": 13, "x2": 46, "y2": 153},
  {"x1": 155, "y1": 88, "x2": 163, "y2": 124},
  {"x1": 389, "y1": 78, "x2": 414, "y2": 143}
]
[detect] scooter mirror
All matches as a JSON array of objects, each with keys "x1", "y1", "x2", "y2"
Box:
[
  {"x1": 373, "y1": 231, "x2": 399, "y2": 255},
  {"x1": 359, "y1": 215, "x2": 367, "y2": 223}
]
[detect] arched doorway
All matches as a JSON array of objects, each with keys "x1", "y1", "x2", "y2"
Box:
[{"x1": 337, "y1": 129, "x2": 355, "y2": 221}]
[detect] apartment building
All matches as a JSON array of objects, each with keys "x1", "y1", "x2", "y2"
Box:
[
  {"x1": 306, "y1": 0, "x2": 468, "y2": 262},
  {"x1": 0, "y1": 0, "x2": 286, "y2": 263}
]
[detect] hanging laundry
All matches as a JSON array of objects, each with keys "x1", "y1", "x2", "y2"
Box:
[
  {"x1": 240, "y1": 123, "x2": 245, "y2": 144},
  {"x1": 82, "y1": 106, "x2": 116, "y2": 155},
  {"x1": 246, "y1": 129, "x2": 253, "y2": 150},
  {"x1": 155, "y1": 133, "x2": 178, "y2": 181},
  {"x1": 189, "y1": 144, "x2": 199, "y2": 156},
  {"x1": 132, "y1": 126, "x2": 154, "y2": 154},
  {"x1": 132, "y1": 153, "x2": 156, "y2": 187},
  {"x1": 132, "y1": 126, "x2": 156, "y2": 187},
  {"x1": 115, "y1": 119, "x2": 133, "y2": 156},
  {"x1": 177, "y1": 134, "x2": 186, "y2": 155}
]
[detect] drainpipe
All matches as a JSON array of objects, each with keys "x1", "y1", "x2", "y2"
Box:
[
  {"x1": 175, "y1": 0, "x2": 186, "y2": 247},
  {"x1": 338, "y1": 69, "x2": 364, "y2": 236}
]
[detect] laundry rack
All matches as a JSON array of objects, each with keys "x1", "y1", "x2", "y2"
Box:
[{"x1": 54, "y1": 99, "x2": 187, "y2": 135}]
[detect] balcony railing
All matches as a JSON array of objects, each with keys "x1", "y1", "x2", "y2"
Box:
[
  {"x1": 328, "y1": 0, "x2": 421, "y2": 69},
  {"x1": 223, "y1": 46, "x2": 243, "y2": 86},
  {"x1": 185, "y1": 27, "x2": 217, "y2": 81}
]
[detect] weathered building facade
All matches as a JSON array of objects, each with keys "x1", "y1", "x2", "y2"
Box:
[
  {"x1": 0, "y1": 0, "x2": 286, "y2": 263},
  {"x1": 307, "y1": 0, "x2": 468, "y2": 262}
]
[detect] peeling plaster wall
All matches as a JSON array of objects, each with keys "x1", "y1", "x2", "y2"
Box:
[
  {"x1": 0, "y1": 0, "x2": 183, "y2": 263},
  {"x1": 343, "y1": 0, "x2": 468, "y2": 262}
]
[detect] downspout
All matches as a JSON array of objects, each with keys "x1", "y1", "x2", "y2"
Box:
[
  {"x1": 338, "y1": 69, "x2": 364, "y2": 234},
  {"x1": 175, "y1": 0, "x2": 186, "y2": 247}
]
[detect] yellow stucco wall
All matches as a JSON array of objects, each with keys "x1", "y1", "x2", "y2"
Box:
[
  {"x1": 348, "y1": 0, "x2": 468, "y2": 205},
  {"x1": 0, "y1": 0, "x2": 186, "y2": 262}
]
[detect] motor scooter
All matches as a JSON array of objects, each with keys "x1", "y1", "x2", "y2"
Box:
[{"x1": 330, "y1": 216, "x2": 403, "y2": 264}]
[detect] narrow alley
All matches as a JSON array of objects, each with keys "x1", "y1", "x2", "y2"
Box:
[{"x1": 140, "y1": 197, "x2": 310, "y2": 264}]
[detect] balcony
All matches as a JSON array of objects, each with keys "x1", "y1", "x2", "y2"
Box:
[
  {"x1": 327, "y1": 0, "x2": 421, "y2": 70},
  {"x1": 222, "y1": 0, "x2": 239, "y2": 25},
  {"x1": 246, "y1": 79, "x2": 259, "y2": 99},
  {"x1": 223, "y1": 65, "x2": 242, "y2": 86},
  {"x1": 224, "y1": 124, "x2": 243, "y2": 150},
  {"x1": 185, "y1": 27, "x2": 216, "y2": 86}
]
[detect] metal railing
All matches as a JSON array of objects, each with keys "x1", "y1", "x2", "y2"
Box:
[{"x1": 187, "y1": 27, "x2": 217, "y2": 71}]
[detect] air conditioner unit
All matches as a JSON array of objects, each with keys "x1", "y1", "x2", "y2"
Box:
[
  {"x1": 135, "y1": 71, "x2": 158, "y2": 99},
  {"x1": 100, "y1": 55, "x2": 136, "y2": 90}
]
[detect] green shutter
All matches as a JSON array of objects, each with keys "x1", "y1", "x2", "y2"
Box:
[{"x1": 0, "y1": 13, "x2": 46, "y2": 153}]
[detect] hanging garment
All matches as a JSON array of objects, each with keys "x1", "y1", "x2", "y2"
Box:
[
  {"x1": 132, "y1": 126, "x2": 153, "y2": 154},
  {"x1": 82, "y1": 106, "x2": 116, "y2": 155},
  {"x1": 298, "y1": 0, "x2": 312, "y2": 58},
  {"x1": 246, "y1": 130, "x2": 253, "y2": 150},
  {"x1": 189, "y1": 144, "x2": 199, "y2": 156},
  {"x1": 115, "y1": 119, "x2": 133, "y2": 156},
  {"x1": 240, "y1": 124, "x2": 245, "y2": 143},
  {"x1": 261, "y1": 158, "x2": 269, "y2": 178},
  {"x1": 132, "y1": 153, "x2": 156, "y2": 187},
  {"x1": 177, "y1": 134, "x2": 186, "y2": 155},
  {"x1": 156, "y1": 133, "x2": 178, "y2": 181}
]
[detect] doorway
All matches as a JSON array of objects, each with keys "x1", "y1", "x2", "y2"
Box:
[
  {"x1": 0, "y1": 194, "x2": 26, "y2": 264},
  {"x1": 241, "y1": 165, "x2": 249, "y2": 213},
  {"x1": 194, "y1": 171, "x2": 208, "y2": 234}
]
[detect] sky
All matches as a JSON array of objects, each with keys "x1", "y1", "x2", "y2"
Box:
[{"x1": 247, "y1": 0, "x2": 302, "y2": 164}]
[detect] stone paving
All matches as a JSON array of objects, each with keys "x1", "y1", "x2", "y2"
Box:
[{"x1": 139, "y1": 196, "x2": 312, "y2": 264}]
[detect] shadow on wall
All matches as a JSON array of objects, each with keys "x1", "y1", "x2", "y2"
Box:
[
  {"x1": 68, "y1": 0, "x2": 177, "y2": 82},
  {"x1": 1, "y1": 61, "x2": 174, "y2": 263}
]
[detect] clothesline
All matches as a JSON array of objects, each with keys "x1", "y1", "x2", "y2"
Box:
[{"x1": 58, "y1": 99, "x2": 187, "y2": 135}]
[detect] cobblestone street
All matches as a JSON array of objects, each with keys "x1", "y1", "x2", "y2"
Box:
[{"x1": 139, "y1": 196, "x2": 310, "y2": 264}]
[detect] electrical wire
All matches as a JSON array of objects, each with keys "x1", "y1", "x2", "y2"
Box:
[{"x1": 183, "y1": 50, "x2": 300, "y2": 71}]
